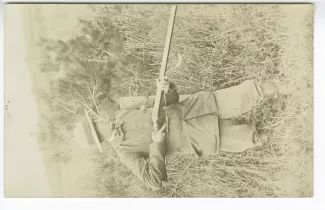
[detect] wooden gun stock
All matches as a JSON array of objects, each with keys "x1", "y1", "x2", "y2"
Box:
[{"x1": 152, "y1": 6, "x2": 177, "y2": 133}]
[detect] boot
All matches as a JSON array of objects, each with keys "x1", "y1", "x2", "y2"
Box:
[
  {"x1": 253, "y1": 130, "x2": 271, "y2": 146},
  {"x1": 259, "y1": 79, "x2": 292, "y2": 99}
]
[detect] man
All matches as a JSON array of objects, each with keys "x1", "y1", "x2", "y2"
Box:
[{"x1": 74, "y1": 78, "x2": 289, "y2": 190}]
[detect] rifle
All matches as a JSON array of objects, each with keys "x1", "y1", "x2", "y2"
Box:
[{"x1": 152, "y1": 6, "x2": 177, "y2": 134}]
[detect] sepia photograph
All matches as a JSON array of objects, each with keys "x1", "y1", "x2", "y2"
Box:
[{"x1": 4, "y1": 3, "x2": 313, "y2": 198}]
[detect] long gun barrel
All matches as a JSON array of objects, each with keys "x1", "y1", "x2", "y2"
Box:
[{"x1": 152, "y1": 6, "x2": 177, "y2": 133}]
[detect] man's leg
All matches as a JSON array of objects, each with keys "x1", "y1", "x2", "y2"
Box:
[
  {"x1": 214, "y1": 80, "x2": 263, "y2": 119},
  {"x1": 214, "y1": 79, "x2": 290, "y2": 119},
  {"x1": 219, "y1": 119, "x2": 261, "y2": 152}
]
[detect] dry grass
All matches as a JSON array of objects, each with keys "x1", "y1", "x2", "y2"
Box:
[{"x1": 41, "y1": 4, "x2": 313, "y2": 197}]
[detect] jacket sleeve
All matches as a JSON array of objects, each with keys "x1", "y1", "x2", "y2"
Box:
[
  {"x1": 119, "y1": 85, "x2": 180, "y2": 110},
  {"x1": 119, "y1": 96, "x2": 155, "y2": 110},
  {"x1": 116, "y1": 141, "x2": 167, "y2": 190}
]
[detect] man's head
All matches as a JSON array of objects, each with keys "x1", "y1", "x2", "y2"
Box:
[{"x1": 73, "y1": 110, "x2": 114, "y2": 152}]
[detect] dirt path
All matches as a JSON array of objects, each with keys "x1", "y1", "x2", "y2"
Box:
[
  {"x1": 4, "y1": 5, "x2": 51, "y2": 197},
  {"x1": 5, "y1": 4, "x2": 100, "y2": 197}
]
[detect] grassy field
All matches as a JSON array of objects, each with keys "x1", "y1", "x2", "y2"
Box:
[{"x1": 40, "y1": 4, "x2": 313, "y2": 197}]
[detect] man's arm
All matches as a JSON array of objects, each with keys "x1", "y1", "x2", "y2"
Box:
[
  {"x1": 116, "y1": 124, "x2": 167, "y2": 190},
  {"x1": 119, "y1": 82, "x2": 179, "y2": 110},
  {"x1": 119, "y1": 96, "x2": 155, "y2": 110},
  {"x1": 116, "y1": 141, "x2": 167, "y2": 190}
]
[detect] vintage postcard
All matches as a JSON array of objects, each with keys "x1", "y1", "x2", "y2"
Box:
[{"x1": 4, "y1": 4, "x2": 313, "y2": 198}]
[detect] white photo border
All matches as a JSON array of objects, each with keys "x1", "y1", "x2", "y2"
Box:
[{"x1": 1, "y1": 0, "x2": 324, "y2": 210}]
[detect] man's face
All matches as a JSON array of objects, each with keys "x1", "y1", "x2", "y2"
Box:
[{"x1": 93, "y1": 121, "x2": 114, "y2": 143}]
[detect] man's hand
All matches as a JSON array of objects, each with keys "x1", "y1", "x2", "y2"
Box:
[
  {"x1": 156, "y1": 77, "x2": 170, "y2": 93},
  {"x1": 156, "y1": 76, "x2": 179, "y2": 106},
  {"x1": 151, "y1": 123, "x2": 167, "y2": 143}
]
